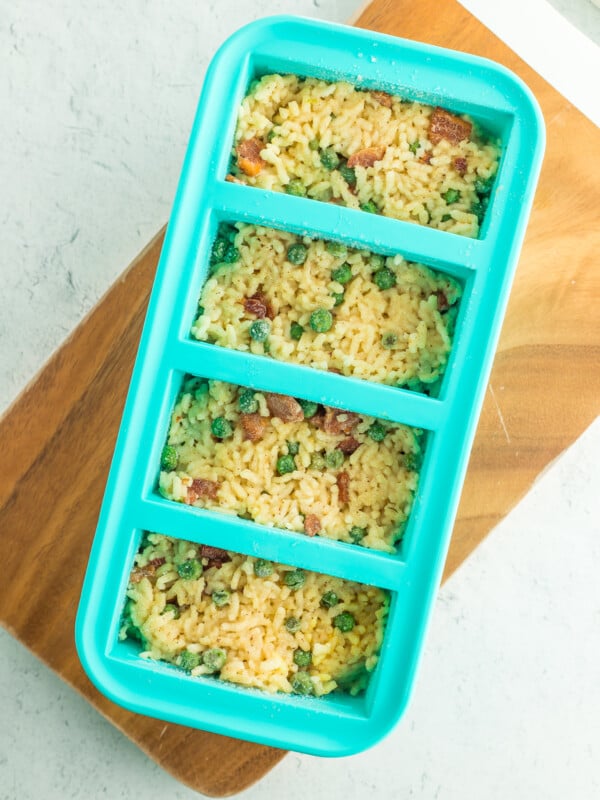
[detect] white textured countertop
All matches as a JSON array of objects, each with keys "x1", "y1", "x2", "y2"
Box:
[{"x1": 1, "y1": 1, "x2": 599, "y2": 798}]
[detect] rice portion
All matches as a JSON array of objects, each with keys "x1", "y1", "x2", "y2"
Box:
[
  {"x1": 232, "y1": 74, "x2": 500, "y2": 237},
  {"x1": 159, "y1": 377, "x2": 423, "y2": 552},
  {"x1": 192, "y1": 223, "x2": 461, "y2": 391},
  {"x1": 121, "y1": 533, "x2": 389, "y2": 696}
]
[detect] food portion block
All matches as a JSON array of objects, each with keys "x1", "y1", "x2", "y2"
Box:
[
  {"x1": 192, "y1": 223, "x2": 461, "y2": 392},
  {"x1": 122, "y1": 533, "x2": 390, "y2": 696},
  {"x1": 231, "y1": 74, "x2": 500, "y2": 237},
  {"x1": 159, "y1": 377, "x2": 423, "y2": 552}
]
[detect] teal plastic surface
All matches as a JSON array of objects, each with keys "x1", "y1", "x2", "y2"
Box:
[{"x1": 75, "y1": 16, "x2": 545, "y2": 756}]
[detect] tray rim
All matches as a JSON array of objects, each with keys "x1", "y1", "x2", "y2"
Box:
[{"x1": 75, "y1": 13, "x2": 545, "y2": 757}]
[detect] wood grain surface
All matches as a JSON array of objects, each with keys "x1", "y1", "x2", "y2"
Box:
[{"x1": 1, "y1": 0, "x2": 598, "y2": 795}]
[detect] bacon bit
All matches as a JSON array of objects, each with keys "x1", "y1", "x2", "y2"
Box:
[
  {"x1": 434, "y1": 290, "x2": 449, "y2": 312},
  {"x1": 130, "y1": 566, "x2": 156, "y2": 584},
  {"x1": 236, "y1": 137, "x2": 266, "y2": 177},
  {"x1": 243, "y1": 296, "x2": 267, "y2": 318},
  {"x1": 200, "y1": 545, "x2": 231, "y2": 569},
  {"x1": 148, "y1": 557, "x2": 166, "y2": 568},
  {"x1": 419, "y1": 151, "x2": 433, "y2": 165},
  {"x1": 313, "y1": 406, "x2": 361, "y2": 435},
  {"x1": 328, "y1": 367, "x2": 342, "y2": 375},
  {"x1": 265, "y1": 393, "x2": 304, "y2": 423},
  {"x1": 347, "y1": 145, "x2": 386, "y2": 169},
  {"x1": 243, "y1": 290, "x2": 274, "y2": 320},
  {"x1": 338, "y1": 436, "x2": 361, "y2": 455},
  {"x1": 187, "y1": 478, "x2": 220, "y2": 504},
  {"x1": 225, "y1": 173, "x2": 244, "y2": 184},
  {"x1": 371, "y1": 91, "x2": 393, "y2": 108},
  {"x1": 336, "y1": 471, "x2": 350, "y2": 505},
  {"x1": 429, "y1": 107, "x2": 472, "y2": 145},
  {"x1": 453, "y1": 156, "x2": 468, "y2": 176},
  {"x1": 240, "y1": 412, "x2": 269, "y2": 441},
  {"x1": 328, "y1": 197, "x2": 345, "y2": 205},
  {"x1": 304, "y1": 514, "x2": 321, "y2": 536},
  {"x1": 336, "y1": 411, "x2": 361, "y2": 434}
]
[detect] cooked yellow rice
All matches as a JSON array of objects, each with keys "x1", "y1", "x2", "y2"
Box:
[
  {"x1": 159, "y1": 378, "x2": 422, "y2": 552},
  {"x1": 121, "y1": 533, "x2": 389, "y2": 696},
  {"x1": 192, "y1": 223, "x2": 461, "y2": 389},
  {"x1": 233, "y1": 74, "x2": 500, "y2": 237}
]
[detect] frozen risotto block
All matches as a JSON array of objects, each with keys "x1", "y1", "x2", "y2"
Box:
[
  {"x1": 122, "y1": 534, "x2": 389, "y2": 696},
  {"x1": 192, "y1": 224, "x2": 462, "y2": 392},
  {"x1": 231, "y1": 74, "x2": 500, "y2": 237},
  {"x1": 159, "y1": 377, "x2": 424, "y2": 552}
]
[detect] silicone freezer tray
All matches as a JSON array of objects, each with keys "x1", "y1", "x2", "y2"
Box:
[{"x1": 76, "y1": 16, "x2": 544, "y2": 756}]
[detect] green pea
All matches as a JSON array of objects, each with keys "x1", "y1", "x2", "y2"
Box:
[
  {"x1": 314, "y1": 186, "x2": 333, "y2": 202},
  {"x1": 223, "y1": 243, "x2": 240, "y2": 263},
  {"x1": 309, "y1": 309, "x2": 333, "y2": 333},
  {"x1": 442, "y1": 188, "x2": 461, "y2": 204},
  {"x1": 441, "y1": 213, "x2": 452, "y2": 222},
  {"x1": 290, "y1": 321, "x2": 304, "y2": 340},
  {"x1": 249, "y1": 319, "x2": 270, "y2": 342},
  {"x1": 381, "y1": 332, "x2": 398, "y2": 349},
  {"x1": 368, "y1": 421, "x2": 387, "y2": 442},
  {"x1": 471, "y1": 197, "x2": 488, "y2": 224},
  {"x1": 404, "y1": 452, "x2": 421, "y2": 471},
  {"x1": 194, "y1": 381, "x2": 209, "y2": 400},
  {"x1": 291, "y1": 671, "x2": 314, "y2": 695},
  {"x1": 331, "y1": 263, "x2": 352, "y2": 285},
  {"x1": 326, "y1": 241, "x2": 348, "y2": 259},
  {"x1": 267, "y1": 128, "x2": 277, "y2": 143},
  {"x1": 125, "y1": 623, "x2": 143, "y2": 642},
  {"x1": 177, "y1": 559, "x2": 203, "y2": 580},
  {"x1": 212, "y1": 589, "x2": 230, "y2": 608},
  {"x1": 293, "y1": 648, "x2": 312, "y2": 668},
  {"x1": 211, "y1": 416, "x2": 233, "y2": 439},
  {"x1": 320, "y1": 591, "x2": 340, "y2": 609},
  {"x1": 287, "y1": 243, "x2": 308, "y2": 265},
  {"x1": 474, "y1": 177, "x2": 493, "y2": 196},
  {"x1": 320, "y1": 147, "x2": 340, "y2": 170},
  {"x1": 161, "y1": 603, "x2": 180, "y2": 619},
  {"x1": 309, "y1": 452, "x2": 326, "y2": 470},
  {"x1": 333, "y1": 611, "x2": 356, "y2": 633},
  {"x1": 221, "y1": 223, "x2": 238, "y2": 243},
  {"x1": 408, "y1": 140, "x2": 420, "y2": 154},
  {"x1": 325, "y1": 449, "x2": 344, "y2": 469},
  {"x1": 349, "y1": 526, "x2": 367, "y2": 543},
  {"x1": 211, "y1": 237, "x2": 228, "y2": 263},
  {"x1": 298, "y1": 399, "x2": 319, "y2": 418},
  {"x1": 285, "y1": 179, "x2": 307, "y2": 197},
  {"x1": 332, "y1": 291, "x2": 344, "y2": 307},
  {"x1": 308, "y1": 138, "x2": 320, "y2": 151},
  {"x1": 284, "y1": 569, "x2": 306, "y2": 591},
  {"x1": 360, "y1": 201, "x2": 379, "y2": 214},
  {"x1": 161, "y1": 445, "x2": 178, "y2": 471},
  {"x1": 370, "y1": 254, "x2": 385, "y2": 271},
  {"x1": 178, "y1": 650, "x2": 201, "y2": 671},
  {"x1": 276, "y1": 454, "x2": 296, "y2": 475},
  {"x1": 339, "y1": 165, "x2": 356, "y2": 186},
  {"x1": 374, "y1": 268, "x2": 396, "y2": 290},
  {"x1": 202, "y1": 647, "x2": 227, "y2": 673},
  {"x1": 285, "y1": 616, "x2": 301, "y2": 633},
  {"x1": 238, "y1": 388, "x2": 258, "y2": 414},
  {"x1": 287, "y1": 441, "x2": 300, "y2": 456},
  {"x1": 254, "y1": 559, "x2": 274, "y2": 578}
]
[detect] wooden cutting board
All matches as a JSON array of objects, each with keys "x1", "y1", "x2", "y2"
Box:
[{"x1": 1, "y1": 0, "x2": 598, "y2": 795}]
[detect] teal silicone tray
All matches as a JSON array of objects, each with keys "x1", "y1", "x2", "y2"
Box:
[{"x1": 76, "y1": 16, "x2": 545, "y2": 756}]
